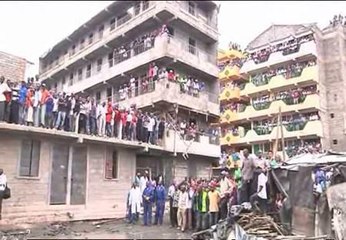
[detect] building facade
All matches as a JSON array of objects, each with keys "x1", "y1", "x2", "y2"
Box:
[
  {"x1": 219, "y1": 24, "x2": 321, "y2": 158},
  {"x1": 219, "y1": 22, "x2": 346, "y2": 158},
  {"x1": 0, "y1": 1, "x2": 219, "y2": 223},
  {"x1": 0, "y1": 51, "x2": 31, "y2": 83}
]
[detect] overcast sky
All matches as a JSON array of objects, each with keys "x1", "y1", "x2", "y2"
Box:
[{"x1": 0, "y1": 1, "x2": 345, "y2": 76}]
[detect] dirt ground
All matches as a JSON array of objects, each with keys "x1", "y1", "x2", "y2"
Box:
[{"x1": 0, "y1": 217, "x2": 191, "y2": 239}]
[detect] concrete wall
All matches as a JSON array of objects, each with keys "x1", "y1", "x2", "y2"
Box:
[
  {"x1": 318, "y1": 25, "x2": 346, "y2": 151},
  {"x1": 0, "y1": 133, "x2": 136, "y2": 224},
  {"x1": 0, "y1": 51, "x2": 27, "y2": 83}
]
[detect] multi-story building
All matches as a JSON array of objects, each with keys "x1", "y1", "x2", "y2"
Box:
[
  {"x1": 0, "y1": 51, "x2": 33, "y2": 83},
  {"x1": 219, "y1": 24, "x2": 323, "y2": 158},
  {"x1": 0, "y1": 1, "x2": 219, "y2": 224}
]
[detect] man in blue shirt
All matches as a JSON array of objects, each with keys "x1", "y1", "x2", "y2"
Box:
[
  {"x1": 154, "y1": 180, "x2": 166, "y2": 225},
  {"x1": 142, "y1": 181, "x2": 154, "y2": 226},
  {"x1": 18, "y1": 81, "x2": 27, "y2": 125}
]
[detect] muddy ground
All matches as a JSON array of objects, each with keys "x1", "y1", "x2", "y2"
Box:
[{"x1": 0, "y1": 217, "x2": 191, "y2": 239}]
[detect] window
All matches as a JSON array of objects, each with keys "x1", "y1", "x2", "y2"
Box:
[
  {"x1": 97, "y1": 58, "x2": 103, "y2": 72},
  {"x1": 98, "y1": 25, "x2": 104, "y2": 39},
  {"x1": 19, "y1": 140, "x2": 40, "y2": 177},
  {"x1": 108, "y1": 52, "x2": 114, "y2": 67},
  {"x1": 105, "y1": 150, "x2": 118, "y2": 179},
  {"x1": 70, "y1": 45, "x2": 76, "y2": 56},
  {"x1": 107, "y1": 87, "x2": 112, "y2": 99},
  {"x1": 78, "y1": 68, "x2": 83, "y2": 81},
  {"x1": 167, "y1": 26, "x2": 174, "y2": 36},
  {"x1": 134, "y1": 2, "x2": 141, "y2": 15},
  {"x1": 110, "y1": 18, "x2": 116, "y2": 31},
  {"x1": 88, "y1": 33, "x2": 94, "y2": 44},
  {"x1": 96, "y1": 91, "x2": 101, "y2": 103},
  {"x1": 86, "y1": 64, "x2": 91, "y2": 78},
  {"x1": 54, "y1": 82, "x2": 58, "y2": 89},
  {"x1": 333, "y1": 139, "x2": 338, "y2": 145},
  {"x1": 69, "y1": 72, "x2": 74, "y2": 86},
  {"x1": 330, "y1": 113, "x2": 335, "y2": 118},
  {"x1": 188, "y1": 2, "x2": 196, "y2": 16},
  {"x1": 62, "y1": 77, "x2": 66, "y2": 86},
  {"x1": 55, "y1": 56, "x2": 59, "y2": 66},
  {"x1": 142, "y1": 1, "x2": 149, "y2": 11},
  {"x1": 189, "y1": 37, "x2": 196, "y2": 54},
  {"x1": 80, "y1": 38, "x2": 85, "y2": 50}
]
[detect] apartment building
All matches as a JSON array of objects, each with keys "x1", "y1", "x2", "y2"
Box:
[
  {"x1": 219, "y1": 24, "x2": 322, "y2": 158},
  {"x1": 0, "y1": 1, "x2": 219, "y2": 224},
  {"x1": 0, "y1": 51, "x2": 32, "y2": 83}
]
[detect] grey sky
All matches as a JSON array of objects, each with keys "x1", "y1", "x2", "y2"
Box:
[{"x1": 0, "y1": 1, "x2": 344, "y2": 76}]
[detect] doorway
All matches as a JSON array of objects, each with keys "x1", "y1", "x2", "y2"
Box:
[
  {"x1": 49, "y1": 144, "x2": 87, "y2": 205},
  {"x1": 50, "y1": 144, "x2": 69, "y2": 205}
]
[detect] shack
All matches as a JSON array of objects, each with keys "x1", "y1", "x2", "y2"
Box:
[{"x1": 270, "y1": 151, "x2": 346, "y2": 239}]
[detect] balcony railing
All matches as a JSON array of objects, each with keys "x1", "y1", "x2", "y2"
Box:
[
  {"x1": 40, "y1": 1, "x2": 218, "y2": 80},
  {"x1": 219, "y1": 66, "x2": 244, "y2": 81},
  {"x1": 219, "y1": 87, "x2": 240, "y2": 102},
  {"x1": 108, "y1": 77, "x2": 219, "y2": 116},
  {"x1": 164, "y1": 129, "x2": 220, "y2": 158},
  {"x1": 241, "y1": 65, "x2": 318, "y2": 96},
  {"x1": 241, "y1": 41, "x2": 317, "y2": 74},
  {"x1": 66, "y1": 34, "x2": 217, "y2": 94},
  {"x1": 220, "y1": 94, "x2": 320, "y2": 123},
  {"x1": 220, "y1": 120, "x2": 323, "y2": 146}
]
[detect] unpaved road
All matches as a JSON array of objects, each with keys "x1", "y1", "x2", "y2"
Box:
[{"x1": 0, "y1": 218, "x2": 191, "y2": 239}]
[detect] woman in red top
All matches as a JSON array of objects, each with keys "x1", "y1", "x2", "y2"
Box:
[
  {"x1": 148, "y1": 63, "x2": 154, "y2": 81},
  {"x1": 105, "y1": 102, "x2": 113, "y2": 137},
  {"x1": 120, "y1": 110, "x2": 127, "y2": 140},
  {"x1": 167, "y1": 70, "x2": 175, "y2": 82},
  {"x1": 113, "y1": 106, "x2": 121, "y2": 138}
]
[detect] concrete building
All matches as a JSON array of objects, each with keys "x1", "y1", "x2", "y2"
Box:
[
  {"x1": 219, "y1": 24, "x2": 320, "y2": 157},
  {"x1": 219, "y1": 21, "x2": 346, "y2": 157},
  {"x1": 0, "y1": 1, "x2": 219, "y2": 224},
  {"x1": 0, "y1": 51, "x2": 32, "y2": 83}
]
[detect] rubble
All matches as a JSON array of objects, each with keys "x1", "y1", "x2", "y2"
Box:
[{"x1": 236, "y1": 212, "x2": 289, "y2": 239}]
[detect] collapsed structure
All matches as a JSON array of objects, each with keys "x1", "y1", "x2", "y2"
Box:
[{"x1": 0, "y1": 1, "x2": 220, "y2": 224}]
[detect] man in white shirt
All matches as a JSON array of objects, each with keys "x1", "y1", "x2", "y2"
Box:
[
  {"x1": 97, "y1": 102, "x2": 106, "y2": 137},
  {"x1": 250, "y1": 165, "x2": 268, "y2": 213},
  {"x1": 0, "y1": 77, "x2": 11, "y2": 122},
  {"x1": 0, "y1": 168, "x2": 7, "y2": 220},
  {"x1": 147, "y1": 113, "x2": 155, "y2": 144},
  {"x1": 177, "y1": 185, "x2": 189, "y2": 232}
]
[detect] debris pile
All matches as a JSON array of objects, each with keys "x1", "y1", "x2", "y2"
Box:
[{"x1": 237, "y1": 212, "x2": 288, "y2": 239}]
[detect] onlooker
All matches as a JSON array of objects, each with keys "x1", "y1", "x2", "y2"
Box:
[
  {"x1": 177, "y1": 184, "x2": 189, "y2": 232},
  {"x1": 0, "y1": 168, "x2": 7, "y2": 220}
]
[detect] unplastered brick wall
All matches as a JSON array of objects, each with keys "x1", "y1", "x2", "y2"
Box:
[{"x1": 0, "y1": 51, "x2": 27, "y2": 83}]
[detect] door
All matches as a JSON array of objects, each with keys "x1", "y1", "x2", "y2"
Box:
[
  {"x1": 70, "y1": 146, "x2": 87, "y2": 205},
  {"x1": 50, "y1": 144, "x2": 69, "y2": 205}
]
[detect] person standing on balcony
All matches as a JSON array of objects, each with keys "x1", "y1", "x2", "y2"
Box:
[
  {"x1": 97, "y1": 102, "x2": 106, "y2": 137},
  {"x1": 89, "y1": 98, "x2": 97, "y2": 136},
  {"x1": 18, "y1": 81, "x2": 27, "y2": 125},
  {"x1": 0, "y1": 76, "x2": 10, "y2": 122},
  {"x1": 120, "y1": 109, "x2": 127, "y2": 140},
  {"x1": 158, "y1": 117, "x2": 165, "y2": 146},
  {"x1": 148, "y1": 63, "x2": 154, "y2": 82},
  {"x1": 9, "y1": 81, "x2": 19, "y2": 124},
  {"x1": 44, "y1": 92, "x2": 54, "y2": 129},
  {"x1": 39, "y1": 83, "x2": 49, "y2": 128},
  {"x1": 131, "y1": 111, "x2": 137, "y2": 141},
  {"x1": 105, "y1": 101, "x2": 113, "y2": 137},
  {"x1": 125, "y1": 109, "x2": 132, "y2": 140},
  {"x1": 25, "y1": 87, "x2": 34, "y2": 126},
  {"x1": 55, "y1": 92, "x2": 67, "y2": 130},
  {"x1": 147, "y1": 113, "x2": 155, "y2": 144},
  {"x1": 113, "y1": 105, "x2": 120, "y2": 138},
  {"x1": 51, "y1": 93, "x2": 59, "y2": 129}
]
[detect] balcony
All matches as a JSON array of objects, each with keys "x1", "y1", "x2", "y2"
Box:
[
  {"x1": 241, "y1": 41, "x2": 317, "y2": 74},
  {"x1": 219, "y1": 66, "x2": 245, "y2": 81},
  {"x1": 220, "y1": 94, "x2": 320, "y2": 123},
  {"x1": 218, "y1": 49, "x2": 244, "y2": 62},
  {"x1": 220, "y1": 120, "x2": 323, "y2": 146},
  {"x1": 114, "y1": 78, "x2": 219, "y2": 116},
  {"x1": 67, "y1": 35, "x2": 217, "y2": 94},
  {"x1": 241, "y1": 65, "x2": 318, "y2": 96},
  {"x1": 219, "y1": 87, "x2": 240, "y2": 102},
  {"x1": 164, "y1": 130, "x2": 220, "y2": 158},
  {"x1": 40, "y1": 1, "x2": 218, "y2": 81}
]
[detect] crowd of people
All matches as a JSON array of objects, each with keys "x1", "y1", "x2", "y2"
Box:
[
  {"x1": 329, "y1": 14, "x2": 346, "y2": 27},
  {"x1": 127, "y1": 149, "x2": 280, "y2": 232},
  {"x1": 250, "y1": 59, "x2": 316, "y2": 87},
  {"x1": 220, "y1": 85, "x2": 317, "y2": 113},
  {"x1": 0, "y1": 74, "x2": 219, "y2": 146},
  {"x1": 115, "y1": 63, "x2": 206, "y2": 102},
  {"x1": 246, "y1": 33, "x2": 314, "y2": 64}
]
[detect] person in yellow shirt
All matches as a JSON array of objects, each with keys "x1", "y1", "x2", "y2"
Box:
[{"x1": 208, "y1": 183, "x2": 220, "y2": 226}]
